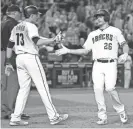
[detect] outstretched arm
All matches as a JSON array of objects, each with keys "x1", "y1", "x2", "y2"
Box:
[
  {"x1": 55, "y1": 44, "x2": 90, "y2": 56},
  {"x1": 34, "y1": 31, "x2": 63, "y2": 46},
  {"x1": 35, "y1": 37, "x2": 55, "y2": 46},
  {"x1": 55, "y1": 33, "x2": 93, "y2": 56},
  {"x1": 39, "y1": 45, "x2": 54, "y2": 52},
  {"x1": 68, "y1": 48, "x2": 89, "y2": 55}
]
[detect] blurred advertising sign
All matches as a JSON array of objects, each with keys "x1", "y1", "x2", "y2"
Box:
[
  {"x1": 53, "y1": 66, "x2": 83, "y2": 88},
  {"x1": 57, "y1": 69, "x2": 79, "y2": 85}
]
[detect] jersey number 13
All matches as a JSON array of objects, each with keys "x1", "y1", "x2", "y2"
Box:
[{"x1": 16, "y1": 33, "x2": 24, "y2": 46}]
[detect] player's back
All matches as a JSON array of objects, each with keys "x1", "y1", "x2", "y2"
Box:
[{"x1": 11, "y1": 21, "x2": 39, "y2": 55}]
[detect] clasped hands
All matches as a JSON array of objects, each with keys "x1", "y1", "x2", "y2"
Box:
[
  {"x1": 53, "y1": 31, "x2": 70, "y2": 55},
  {"x1": 5, "y1": 64, "x2": 14, "y2": 76},
  {"x1": 54, "y1": 31, "x2": 65, "y2": 43}
]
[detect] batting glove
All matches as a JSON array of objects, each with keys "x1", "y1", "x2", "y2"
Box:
[
  {"x1": 5, "y1": 64, "x2": 14, "y2": 76},
  {"x1": 54, "y1": 31, "x2": 65, "y2": 43}
]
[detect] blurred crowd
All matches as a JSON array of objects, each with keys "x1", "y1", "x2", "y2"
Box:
[{"x1": 1, "y1": 0, "x2": 133, "y2": 63}]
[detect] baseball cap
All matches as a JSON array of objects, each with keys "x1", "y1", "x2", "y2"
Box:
[{"x1": 7, "y1": 5, "x2": 21, "y2": 13}]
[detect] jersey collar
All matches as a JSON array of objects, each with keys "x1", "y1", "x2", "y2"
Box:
[{"x1": 99, "y1": 25, "x2": 110, "y2": 31}]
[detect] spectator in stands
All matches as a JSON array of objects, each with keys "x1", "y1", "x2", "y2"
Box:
[
  {"x1": 60, "y1": 9, "x2": 67, "y2": 24},
  {"x1": 66, "y1": 20, "x2": 79, "y2": 45},
  {"x1": 76, "y1": 0, "x2": 86, "y2": 22},
  {"x1": 1, "y1": 0, "x2": 12, "y2": 21},
  {"x1": 103, "y1": 0, "x2": 111, "y2": 10},
  {"x1": 68, "y1": 6, "x2": 77, "y2": 22},
  {"x1": 38, "y1": 18, "x2": 52, "y2": 38},
  {"x1": 95, "y1": 0, "x2": 103, "y2": 10},
  {"x1": 123, "y1": 15, "x2": 133, "y2": 49},
  {"x1": 126, "y1": 10, "x2": 133, "y2": 34},
  {"x1": 85, "y1": 0, "x2": 95, "y2": 18},
  {"x1": 45, "y1": 3, "x2": 57, "y2": 28},
  {"x1": 53, "y1": 10, "x2": 62, "y2": 28},
  {"x1": 125, "y1": 0, "x2": 133, "y2": 13},
  {"x1": 60, "y1": 9, "x2": 68, "y2": 31},
  {"x1": 113, "y1": 12, "x2": 124, "y2": 31},
  {"x1": 111, "y1": 3, "x2": 122, "y2": 20},
  {"x1": 16, "y1": 0, "x2": 24, "y2": 11},
  {"x1": 85, "y1": 16, "x2": 94, "y2": 33},
  {"x1": 79, "y1": 22, "x2": 87, "y2": 44}
]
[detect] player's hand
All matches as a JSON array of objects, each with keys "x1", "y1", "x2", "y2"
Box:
[
  {"x1": 5, "y1": 64, "x2": 14, "y2": 76},
  {"x1": 118, "y1": 53, "x2": 128, "y2": 63},
  {"x1": 55, "y1": 44, "x2": 70, "y2": 56},
  {"x1": 54, "y1": 31, "x2": 64, "y2": 43}
]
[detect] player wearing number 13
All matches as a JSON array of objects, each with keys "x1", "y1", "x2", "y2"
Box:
[
  {"x1": 6, "y1": 5, "x2": 68, "y2": 126},
  {"x1": 56, "y1": 9, "x2": 129, "y2": 124}
]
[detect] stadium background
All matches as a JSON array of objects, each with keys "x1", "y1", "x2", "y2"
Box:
[{"x1": 1, "y1": 0, "x2": 133, "y2": 88}]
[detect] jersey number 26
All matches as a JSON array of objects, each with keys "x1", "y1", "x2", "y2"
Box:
[
  {"x1": 104, "y1": 43, "x2": 112, "y2": 50},
  {"x1": 16, "y1": 33, "x2": 24, "y2": 46}
]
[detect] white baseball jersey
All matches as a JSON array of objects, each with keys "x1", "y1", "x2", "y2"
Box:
[
  {"x1": 87, "y1": 26, "x2": 126, "y2": 120},
  {"x1": 83, "y1": 26, "x2": 126, "y2": 60},
  {"x1": 9, "y1": 21, "x2": 60, "y2": 121},
  {"x1": 9, "y1": 21, "x2": 39, "y2": 55}
]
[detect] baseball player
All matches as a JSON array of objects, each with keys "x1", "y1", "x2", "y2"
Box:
[
  {"x1": 5, "y1": 5, "x2": 68, "y2": 126},
  {"x1": 124, "y1": 55, "x2": 132, "y2": 88},
  {"x1": 56, "y1": 9, "x2": 129, "y2": 125}
]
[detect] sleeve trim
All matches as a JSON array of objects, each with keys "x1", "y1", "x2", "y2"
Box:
[
  {"x1": 120, "y1": 41, "x2": 127, "y2": 47},
  {"x1": 7, "y1": 41, "x2": 15, "y2": 48},
  {"x1": 32, "y1": 37, "x2": 40, "y2": 44}
]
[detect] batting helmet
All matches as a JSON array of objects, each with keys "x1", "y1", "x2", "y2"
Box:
[
  {"x1": 24, "y1": 5, "x2": 39, "y2": 18},
  {"x1": 94, "y1": 9, "x2": 110, "y2": 22}
]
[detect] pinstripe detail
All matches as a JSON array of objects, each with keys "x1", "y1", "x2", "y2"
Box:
[{"x1": 35, "y1": 55, "x2": 57, "y2": 115}]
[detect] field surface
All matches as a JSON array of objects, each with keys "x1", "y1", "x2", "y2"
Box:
[{"x1": 1, "y1": 87, "x2": 133, "y2": 128}]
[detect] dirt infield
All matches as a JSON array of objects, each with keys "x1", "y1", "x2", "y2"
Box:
[{"x1": 1, "y1": 87, "x2": 133, "y2": 128}]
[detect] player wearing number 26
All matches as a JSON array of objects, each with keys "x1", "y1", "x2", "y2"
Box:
[{"x1": 56, "y1": 9, "x2": 129, "y2": 125}]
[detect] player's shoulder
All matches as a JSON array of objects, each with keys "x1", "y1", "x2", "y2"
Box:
[
  {"x1": 25, "y1": 21, "x2": 37, "y2": 28},
  {"x1": 109, "y1": 26, "x2": 122, "y2": 33},
  {"x1": 24, "y1": 21, "x2": 38, "y2": 32},
  {"x1": 88, "y1": 29, "x2": 98, "y2": 36}
]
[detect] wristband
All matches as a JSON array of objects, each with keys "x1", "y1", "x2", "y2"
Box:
[{"x1": 5, "y1": 58, "x2": 11, "y2": 65}]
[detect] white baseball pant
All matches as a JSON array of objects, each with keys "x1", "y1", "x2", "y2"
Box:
[
  {"x1": 92, "y1": 61, "x2": 125, "y2": 120},
  {"x1": 11, "y1": 54, "x2": 59, "y2": 122}
]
